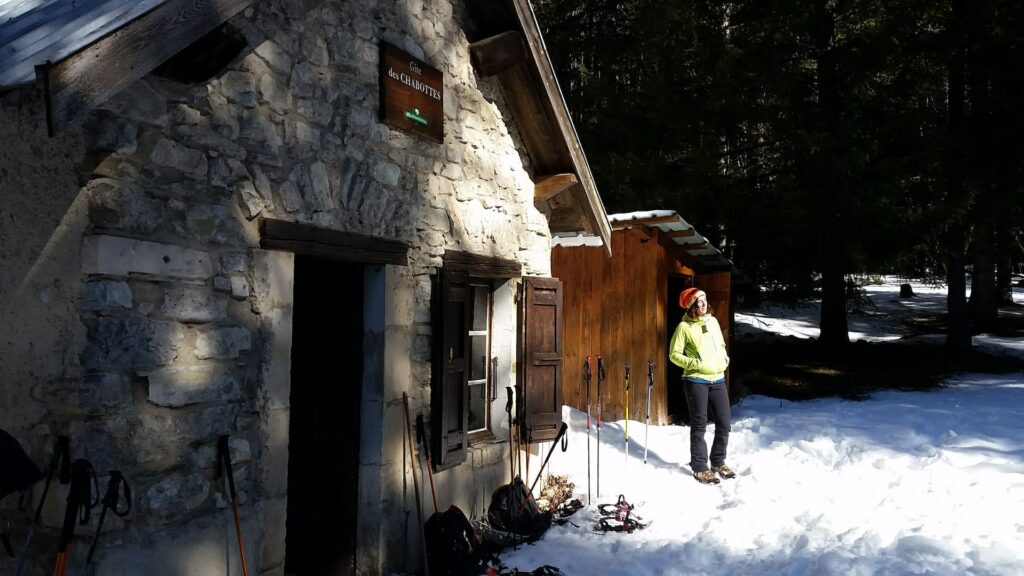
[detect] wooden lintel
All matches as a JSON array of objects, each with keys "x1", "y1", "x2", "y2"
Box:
[
  {"x1": 260, "y1": 219, "x2": 409, "y2": 266},
  {"x1": 667, "y1": 228, "x2": 696, "y2": 239},
  {"x1": 38, "y1": 0, "x2": 252, "y2": 135},
  {"x1": 534, "y1": 173, "x2": 578, "y2": 202},
  {"x1": 683, "y1": 242, "x2": 711, "y2": 251},
  {"x1": 443, "y1": 250, "x2": 522, "y2": 278},
  {"x1": 469, "y1": 30, "x2": 527, "y2": 77}
]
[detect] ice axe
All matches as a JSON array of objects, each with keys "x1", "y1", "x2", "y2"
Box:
[
  {"x1": 52, "y1": 458, "x2": 98, "y2": 576},
  {"x1": 16, "y1": 435, "x2": 70, "y2": 576},
  {"x1": 85, "y1": 470, "x2": 132, "y2": 565},
  {"x1": 218, "y1": 435, "x2": 250, "y2": 576}
]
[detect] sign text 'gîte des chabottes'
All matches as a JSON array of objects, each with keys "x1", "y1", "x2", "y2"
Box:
[{"x1": 379, "y1": 42, "x2": 443, "y2": 143}]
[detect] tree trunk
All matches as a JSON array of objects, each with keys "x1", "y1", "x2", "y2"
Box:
[
  {"x1": 965, "y1": 0, "x2": 999, "y2": 332},
  {"x1": 946, "y1": 260, "x2": 972, "y2": 355},
  {"x1": 811, "y1": 0, "x2": 849, "y2": 349},
  {"x1": 969, "y1": 226, "x2": 999, "y2": 330},
  {"x1": 944, "y1": 0, "x2": 972, "y2": 357},
  {"x1": 819, "y1": 268, "x2": 850, "y2": 347},
  {"x1": 996, "y1": 221, "x2": 1014, "y2": 305}
]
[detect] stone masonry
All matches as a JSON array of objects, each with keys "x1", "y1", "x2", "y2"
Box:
[{"x1": 0, "y1": 0, "x2": 553, "y2": 575}]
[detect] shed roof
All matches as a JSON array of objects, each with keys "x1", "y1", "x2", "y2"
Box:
[
  {"x1": 552, "y1": 209, "x2": 736, "y2": 272},
  {"x1": 0, "y1": 0, "x2": 165, "y2": 89}
]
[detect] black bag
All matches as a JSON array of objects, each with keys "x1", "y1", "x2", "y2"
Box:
[
  {"x1": 487, "y1": 477, "x2": 551, "y2": 538},
  {"x1": 425, "y1": 505, "x2": 478, "y2": 576},
  {"x1": 0, "y1": 429, "x2": 43, "y2": 499}
]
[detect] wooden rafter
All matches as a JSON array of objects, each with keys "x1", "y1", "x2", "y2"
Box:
[
  {"x1": 611, "y1": 214, "x2": 681, "y2": 229},
  {"x1": 37, "y1": 0, "x2": 252, "y2": 135},
  {"x1": 534, "y1": 173, "x2": 578, "y2": 202},
  {"x1": 469, "y1": 30, "x2": 527, "y2": 77}
]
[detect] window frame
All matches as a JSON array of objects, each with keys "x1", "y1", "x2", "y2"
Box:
[
  {"x1": 431, "y1": 252, "x2": 521, "y2": 470},
  {"x1": 466, "y1": 281, "x2": 495, "y2": 444}
]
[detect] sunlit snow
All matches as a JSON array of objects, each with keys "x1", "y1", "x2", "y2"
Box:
[{"x1": 498, "y1": 278, "x2": 1024, "y2": 575}]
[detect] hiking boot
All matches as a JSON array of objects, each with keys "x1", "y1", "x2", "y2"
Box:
[
  {"x1": 711, "y1": 464, "x2": 736, "y2": 479},
  {"x1": 693, "y1": 470, "x2": 720, "y2": 485}
]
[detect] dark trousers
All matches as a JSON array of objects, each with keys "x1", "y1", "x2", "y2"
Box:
[{"x1": 684, "y1": 380, "x2": 731, "y2": 472}]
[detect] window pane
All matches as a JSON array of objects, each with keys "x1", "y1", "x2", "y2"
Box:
[
  {"x1": 472, "y1": 285, "x2": 489, "y2": 331},
  {"x1": 468, "y1": 382, "x2": 486, "y2": 432},
  {"x1": 470, "y1": 335, "x2": 487, "y2": 381}
]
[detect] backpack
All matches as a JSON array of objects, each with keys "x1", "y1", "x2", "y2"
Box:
[
  {"x1": 0, "y1": 429, "x2": 43, "y2": 499},
  {"x1": 486, "y1": 477, "x2": 551, "y2": 538},
  {"x1": 425, "y1": 505, "x2": 478, "y2": 576}
]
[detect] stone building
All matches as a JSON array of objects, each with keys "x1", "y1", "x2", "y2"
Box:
[{"x1": 0, "y1": 0, "x2": 610, "y2": 574}]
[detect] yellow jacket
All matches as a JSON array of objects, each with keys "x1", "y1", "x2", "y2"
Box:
[{"x1": 668, "y1": 314, "x2": 729, "y2": 382}]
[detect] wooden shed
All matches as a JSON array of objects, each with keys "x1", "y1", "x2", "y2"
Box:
[{"x1": 552, "y1": 210, "x2": 735, "y2": 426}]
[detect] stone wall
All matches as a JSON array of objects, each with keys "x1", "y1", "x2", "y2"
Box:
[{"x1": 0, "y1": 0, "x2": 552, "y2": 574}]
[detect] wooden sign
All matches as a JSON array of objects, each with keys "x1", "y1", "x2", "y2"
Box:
[{"x1": 379, "y1": 42, "x2": 444, "y2": 143}]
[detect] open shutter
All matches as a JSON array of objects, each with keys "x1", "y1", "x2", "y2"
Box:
[
  {"x1": 518, "y1": 276, "x2": 564, "y2": 443},
  {"x1": 432, "y1": 270, "x2": 469, "y2": 469}
]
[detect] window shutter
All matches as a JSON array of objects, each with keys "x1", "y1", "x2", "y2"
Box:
[
  {"x1": 518, "y1": 276, "x2": 564, "y2": 443},
  {"x1": 432, "y1": 269, "x2": 469, "y2": 469}
]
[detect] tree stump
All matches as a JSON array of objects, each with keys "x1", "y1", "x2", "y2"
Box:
[{"x1": 899, "y1": 283, "x2": 916, "y2": 298}]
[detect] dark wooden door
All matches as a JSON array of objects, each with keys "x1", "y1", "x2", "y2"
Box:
[{"x1": 285, "y1": 256, "x2": 362, "y2": 576}]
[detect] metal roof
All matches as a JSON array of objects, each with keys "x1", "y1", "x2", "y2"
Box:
[
  {"x1": 0, "y1": 0, "x2": 165, "y2": 89},
  {"x1": 552, "y1": 209, "x2": 735, "y2": 271}
]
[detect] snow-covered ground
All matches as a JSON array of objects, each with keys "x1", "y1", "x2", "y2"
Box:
[
  {"x1": 736, "y1": 276, "x2": 1023, "y2": 346},
  {"x1": 498, "y1": 278, "x2": 1024, "y2": 575}
]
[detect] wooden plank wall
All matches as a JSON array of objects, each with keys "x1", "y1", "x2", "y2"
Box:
[
  {"x1": 552, "y1": 228, "x2": 670, "y2": 425},
  {"x1": 695, "y1": 271, "x2": 731, "y2": 346}
]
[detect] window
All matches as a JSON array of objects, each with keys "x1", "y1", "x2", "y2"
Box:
[
  {"x1": 467, "y1": 284, "x2": 492, "y2": 436},
  {"x1": 431, "y1": 252, "x2": 562, "y2": 469}
]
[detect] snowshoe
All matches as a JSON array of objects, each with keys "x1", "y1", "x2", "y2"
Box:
[
  {"x1": 552, "y1": 498, "x2": 584, "y2": 525},
  {"x1": 594, "y1": 494, "x2": 649, "y2": 533}
]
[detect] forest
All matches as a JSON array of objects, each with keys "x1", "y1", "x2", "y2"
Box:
[{"x1": 534, "y1": 0, "x2": 1024, "y2": 350}]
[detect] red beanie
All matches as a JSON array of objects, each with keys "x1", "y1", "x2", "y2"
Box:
[{"x1": 679, "y1": 287, "x2": 706, "y2": 310}]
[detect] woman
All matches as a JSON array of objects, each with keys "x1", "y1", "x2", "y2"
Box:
[{"x1": 669, "y1": 287, "x2": 734, "y2": 485}]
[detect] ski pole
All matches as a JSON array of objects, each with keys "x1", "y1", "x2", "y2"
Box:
[
  {"x1": 584, "y1": 356, "x2": 592, "y2": 503},
  {"x1": 53, "y1": 459, "x2": 98, "y2": 576},
  {"x1": 85, "y1": 470, "x2": 132, "y2": 565},
  {"x1": 218, "y1": 435, "x2": 250, "y2": 576},
  {"x1": 402, "y1": 393, "x2": 430, "y2": 576},
  {"x1": 644, "y1": 360, "x2": 654, "y2": 464},
  {"x1": 17, "y1": 436, "x2": 70, "y2": 576},
  {"x1": 415, "y1": 414, "x2": 439, "y2": 515},
  {"x1": 518, "y1": 422, "x2": 570, "y2": 516},
  {"x1": 624, "y1": 362, "x2": 631, "y2": 467},
  {"x1": 596, "y1": 355, "x2": 605, "y2": 499}
]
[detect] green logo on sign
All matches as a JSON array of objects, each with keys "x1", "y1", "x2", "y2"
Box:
[{"x1": 404, "y1": 108, "x2": 429, "y2": 126}]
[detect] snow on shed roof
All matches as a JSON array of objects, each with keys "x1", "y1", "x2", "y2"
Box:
[
  {"x1": 0, "y1": 0, "x2": 165, "y2": 89},
  {"x1": 553, "y1": 209, "x2": 735, "y2": 270}
]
